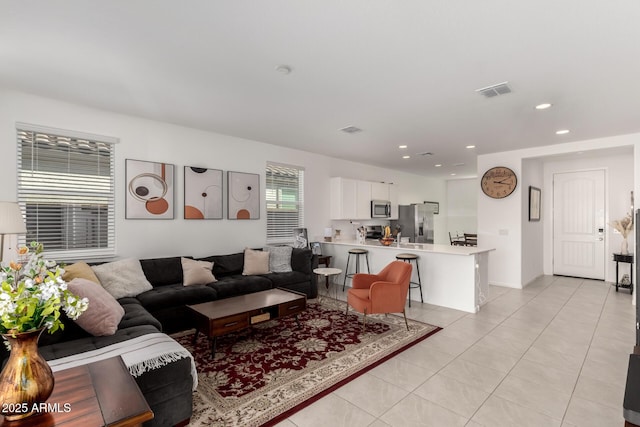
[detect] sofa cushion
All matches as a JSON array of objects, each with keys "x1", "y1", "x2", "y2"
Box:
[
  {"x1": 198, "y1": 252, "x2": 244, "y2": 278},
  {"x1": 291, "y1": 248, "x2": 313, "y2": 274},
  {"x1": 140, "y1": 257, "x2": 185, "y2": 287},
  {"x1": 38, "y1": 324, "x2": 160, "y2": 361},
  {"x1": 242, "y1": 248, "x2": 270, "y2": 275},
  {"x1": 181, "y1": 257, "x2": 216, "y2": 286},
  {"x1": 208, "y1": 275, "x2": 272, "y2": 299},
  {"x1": 135, "y1": 284, "x2": 218, "y2": 313},
  {"x1": 67, "y1": 278, "x2": 125, "y2": 336},
  {"x1": 92, "y1": 258, "x2": 153, "y2": 299},
  {"x1": 261, "y1": 271, "x2": 309, "y2": 288},
  {"x1": 118, "y1": 298, "x2": 163, "y2": 331},
  {"x1": 264, "y1": 246, "x2": 293, "y2": 273}
]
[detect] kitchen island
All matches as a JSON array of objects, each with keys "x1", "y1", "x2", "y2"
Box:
[{"x1": 321, "y1": 240, "x2": 494, "y2": 313}]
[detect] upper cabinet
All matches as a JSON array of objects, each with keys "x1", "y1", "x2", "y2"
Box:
[
  {"x1": 330, "y1": 177, "x2": 398, "y2": 220},
  {"x1": 389, "y1": 184, "x2": 398, "y2": 220},
  {"x1": 371, "y1": 182, "x2": 389, "y2": 200}
]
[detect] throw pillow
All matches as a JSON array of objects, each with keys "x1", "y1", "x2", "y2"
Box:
[
  {"x1": 62, "y1": 262, "x2": 101, "y2": 285},
  {"x1": 242, "y1": 248, "x2": 271, "y2": 275},
  {"x1": 91, "y1": 258, "x2": 153, "y2": 299},
  {"x1": 66, "y1": 278, "x2": 125, "y2": 336},
  {"x1": 264, "y1": 246, "x2": 293, "y2": 273},
  {"x1": 181, "y1": 257, "x2": 216, "y2": 286}
]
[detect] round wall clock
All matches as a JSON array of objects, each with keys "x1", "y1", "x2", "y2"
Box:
[{"x1": 481, "y1": 166, "x2": 517, "y2": 199}]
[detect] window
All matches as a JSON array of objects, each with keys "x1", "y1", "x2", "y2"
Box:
[
  {"x1": 266, "y1": 162, "x2": 304, "y2": 244},
  {"x1": 16, "y1": 124, "x2": 116, "y2": 261}
]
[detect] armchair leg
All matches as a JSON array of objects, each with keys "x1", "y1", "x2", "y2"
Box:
[
  {"x1": 402, "y1": 309, "x2": 409, "y2": 331},
  {"x1": 345, "y1": 302, "x2": 349, "y2": 315}
]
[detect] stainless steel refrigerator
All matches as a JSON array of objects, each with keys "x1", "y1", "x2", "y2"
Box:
[{"x1": 397, "y1": 203, "x2": 436, "y2": 243}]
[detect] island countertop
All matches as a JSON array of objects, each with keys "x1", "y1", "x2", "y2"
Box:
[
  {"x1": 320, "y1": 239, "x2": 493, "y2": 313},
  {"x1": 323, "y1": 239, "x2": 494, "y2": 256}
]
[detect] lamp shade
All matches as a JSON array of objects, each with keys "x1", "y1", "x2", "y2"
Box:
[{"x1": 0, "y1": 202, "x2": 27, "y2": 234}]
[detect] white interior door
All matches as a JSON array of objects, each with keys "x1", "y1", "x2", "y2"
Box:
[{"x1": 553, "y1": 170, "x2": 605, "y2": 279}]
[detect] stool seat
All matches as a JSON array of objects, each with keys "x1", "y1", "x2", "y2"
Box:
[
  {"x1": 396, "y1": 253, "x2": 418, "y2": 260},
  {"x1": 395, "y1": 253, "x2": 423, "y2": 307},
  {"x1": 349, "y1": 248, "x2": 368, "y2": 254}
]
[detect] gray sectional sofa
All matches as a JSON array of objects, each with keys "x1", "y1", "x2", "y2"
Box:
[{"x1": 0, "y1": 248, "x2": 318, "y2": 427}]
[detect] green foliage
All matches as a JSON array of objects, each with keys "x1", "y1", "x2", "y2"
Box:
[{"x1": 0, "y1": 242, "x2": 88, "y2": 335}]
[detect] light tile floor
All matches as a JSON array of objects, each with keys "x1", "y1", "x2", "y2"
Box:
[{"x1": 276, "y1": 275, "x2": 635, "y2": 426}]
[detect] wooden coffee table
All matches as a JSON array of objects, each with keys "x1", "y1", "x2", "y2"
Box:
[
  {"x1": 0, "y1": 356, "x2": 153, "y2": 427},
  {"x1": 187, "y1": 288, "x2": 307, "y2": 357}
]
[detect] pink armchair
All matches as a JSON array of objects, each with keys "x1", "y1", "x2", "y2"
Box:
[{"x1": 345, "y1": 261, "x2": 412, "y2": 330}]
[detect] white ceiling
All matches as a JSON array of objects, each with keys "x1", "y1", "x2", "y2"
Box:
[{"x1": 2, "y1": 1, "x2": 640, "y2": 178}]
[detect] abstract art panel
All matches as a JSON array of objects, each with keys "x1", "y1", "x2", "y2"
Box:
[
  {"x1": 227, "y1": 171, "x2": 260, "y2": 220},
  {"x1": 184, "y1": 166, "x2": 223, "y2": 219},
  {"x1": 126, "y1": 159, "x2": 174, "y2": 219}
]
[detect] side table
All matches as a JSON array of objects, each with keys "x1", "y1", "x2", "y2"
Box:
[
  {"x1": 314, "y1": 267, "x2": 342, "y2": 301},
  {"x1": 613, "y1": 253, "x2": 634, "y2": 294},
  {"x1": 0, "y1": 356, "x2": 153, "y2": 426}
]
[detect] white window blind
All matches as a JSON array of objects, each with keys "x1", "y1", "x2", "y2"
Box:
[
  {"x1": 266, "y1": 162, "x2": 304, "y2": 244},
  {"x1": 16, "y1": 125, "x2": 116, "y2": 261}
]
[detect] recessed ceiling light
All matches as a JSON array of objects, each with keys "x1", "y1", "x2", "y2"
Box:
[
  {"x1": 398, "y1": 145, "x2": 407, "y2": 149},
  {"x1": 340, "y1": 126, "x2": 362, "y2": 134},
  {"x1": 466, "y1": 145, "x2": 476, "y2": 149},
  {"x1": 535, "y1": 103, "x2": 552, "y2": 110},
  {"x1": 450, "y1": 173, "x2": 457, "y2": 176},
  {"x1": 556, "y1": 129, "x2": 570, "y2": 135},
  {"x1": 453, "y1": 163, "x2": 465, "y2": 167},
  {"x1": 435, "y1": 164, "x2": 442, "y2": 167},
  {"x1": 402, "y1": 155, "x2": 410, "y2": 159},
  {"x1": 275, "y1": 65, "x2": 292, "y2": 75}
]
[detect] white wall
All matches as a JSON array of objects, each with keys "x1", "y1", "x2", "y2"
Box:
[
  {"x1": 446, "y1": 178, "x2": 477, "y2": 239},
  {"x1": 521, "y1": 158, "x2": 544, "y2": 286},
  {"x1": 0, "y1": 89, "x2": 439, "y2": 258},
  {"x1": 479, "y1": 135, "x2": 639, "y2": 288}
]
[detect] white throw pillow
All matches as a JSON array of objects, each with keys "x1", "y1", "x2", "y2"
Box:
[
  {"x1": 91, "y1": 258, "x2": 153, "y2": 299},
  {"x1": 242, "y1": 248, "x2": 271, "y2": 275},
  {"x1": 264, "y1": 246, "x2": 293, "y2": 273},
  {"x1": 181, "y1": 257, "x2": 217, "y2": 286}
]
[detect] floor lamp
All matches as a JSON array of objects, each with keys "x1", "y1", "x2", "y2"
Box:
[{"x1": 0, "y1": 201, "x2": 27, "y2": 264}]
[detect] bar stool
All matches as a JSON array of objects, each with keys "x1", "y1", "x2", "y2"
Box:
[
  {"x1": 343, "y1": 248, "x2": 370, "y2": 291},
  {"x1": 395, "y1": 253, "x2": 423, "y2": 307}
]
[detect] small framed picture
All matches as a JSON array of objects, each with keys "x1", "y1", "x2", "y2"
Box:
[
  {"x1": 529, "y1": 186, "x2": 541, "y2": 221},
  {"x1": 310, "y1": 241, "x2": 322, "y2": 255},
  {"x1": 293, "y1": 228, "x2": 309, "y2": 249}
]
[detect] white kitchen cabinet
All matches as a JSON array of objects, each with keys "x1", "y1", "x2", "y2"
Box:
[
  {"x1": 356, "y1": 180, "x2": 372, "y2": 219},
  {"x1": 371, "y1": 182, "x2": 389, "y2": 200},
  {"x1": 389, "y1": 183, "x2": 399, "y2": 219},
  {"x1": 330, "y1": 177, "x2": 372, "y2": 220}
]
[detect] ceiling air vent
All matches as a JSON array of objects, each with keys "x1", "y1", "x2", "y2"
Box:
[
  {"x1": 475, "y1": 82, "x2": 512, "y2": 98},
  {"x1": 419, "y1": 152, "x2": 433, "y2": 156},
  {"x1": 340, "y1": 126, "x2": 362, "y2": 134}
]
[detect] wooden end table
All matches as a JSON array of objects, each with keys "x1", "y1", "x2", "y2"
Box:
[
  {"x1": 187, "y1": 288, "x2": 306, "y2": 358},
  {"x1": 0, "y1": 356, "x2": 153, "y2": 427}
]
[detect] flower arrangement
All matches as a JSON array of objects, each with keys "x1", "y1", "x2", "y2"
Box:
[
  {"x1": 609, "y1": 213, "x2": 634, "y2": 239},
  {"x1": 0, "y1": 242, "x2": 88, "y2": 336}
]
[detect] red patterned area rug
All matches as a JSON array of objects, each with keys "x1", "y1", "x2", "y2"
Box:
[{"x1": 172, "y1": 297, "x2": 441, "y2": 427}]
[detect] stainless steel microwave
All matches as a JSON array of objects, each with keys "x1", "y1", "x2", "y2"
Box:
[{"x1": 371, "y1": 200, "x2": 391, "y2": 218}]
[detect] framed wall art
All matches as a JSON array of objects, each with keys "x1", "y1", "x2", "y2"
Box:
[
  {"x1": 126, "y1": 159, "x2": 175, "y2": 219},
  {"x1": 529, "y1": 186, "x2": 541, "y2": 222},
  {"x1": 227, "y1": 171, "x2": 260, "y2": 219},
  {"x1": 184, "y1": 166, "x2": 223, "y2": 219}
]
